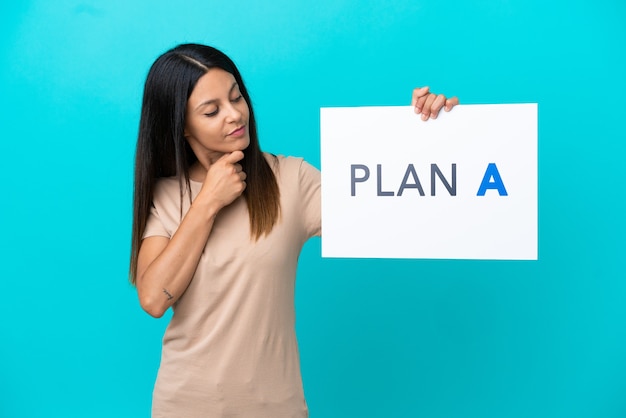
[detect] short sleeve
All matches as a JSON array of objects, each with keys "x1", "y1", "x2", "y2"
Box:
[
  {"x1": 143, "y1": 203, "x2": 171, "y2": 239},
  {"x1": 298, "y1": 160, "x2": 321, "y2": 238}
]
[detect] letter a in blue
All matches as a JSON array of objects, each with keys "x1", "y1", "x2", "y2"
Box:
[{"x1": 477, "y1": 163, "x2": 508, "y2": 196}]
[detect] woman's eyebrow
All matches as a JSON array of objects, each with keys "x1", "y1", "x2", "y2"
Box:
[{"x1": 194, "y1": 82, "x2": 239, "y2": 111}]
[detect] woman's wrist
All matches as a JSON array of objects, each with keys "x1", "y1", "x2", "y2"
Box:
[{"x1": 190, "y1": 195, "x2": 222, "y2": 222}]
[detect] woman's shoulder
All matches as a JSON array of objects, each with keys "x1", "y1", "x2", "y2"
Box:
[
  {"x1": 152, "y1": 176, "x2": 193, "y2": 206},
  {"x1": 263, "y1": 153, "x2": 320, "y2": 199},
  {"x1": 153, "y1": 176, "x2": 180, "y2": 194},
  {"x1": 263, "y1": 153, "x2": 319, "y2": 175}
]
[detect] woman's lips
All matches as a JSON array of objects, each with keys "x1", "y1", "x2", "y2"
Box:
[{"x1": 228, "y1": 126, "x2": 246, "y2": 137}]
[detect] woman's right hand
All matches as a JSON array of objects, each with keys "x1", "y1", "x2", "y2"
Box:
[{"x1": 198, "y1": 151, "x2": 247, "y2": 211}]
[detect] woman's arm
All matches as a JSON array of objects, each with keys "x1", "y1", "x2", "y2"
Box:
[
  {"x1": 411, "y1": 86, "x2": 459, "y2": 120},
  {"x1": 135, "y1": 151, "x2": 247, "y2": 318}
]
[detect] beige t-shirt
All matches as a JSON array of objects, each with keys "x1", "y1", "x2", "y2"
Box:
[{"x1": 143, "y1": 155, "x2": 321, "y2": 418}]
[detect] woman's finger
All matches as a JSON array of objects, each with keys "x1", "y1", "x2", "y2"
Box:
[
  {"x1": 420, "y1": 93, "x2": 437, "y2": 120},
  {"x1": 445, "y1": 96, "x2": 460, "y2": 111},
  {"x1": 412, "y1": 86, "x2": 430, "y2": 111},
  {"x1": 223, "y1": 150, "x2": 244, "y2": 164},
  {"x1": 429, "y1": 94, "x2": 447, "y2": 119}
]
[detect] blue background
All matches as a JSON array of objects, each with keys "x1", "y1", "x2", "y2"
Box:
[{"x1": 1, "y1": 1, "x2": 625, "y2": 417}]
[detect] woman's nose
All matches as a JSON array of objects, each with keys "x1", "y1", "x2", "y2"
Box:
[{"x1": 224, "y1": 103, "x2": 243, "y2": 122}]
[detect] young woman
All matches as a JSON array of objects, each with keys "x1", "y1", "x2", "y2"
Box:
[{"x1": 130, "y1": 43, "x2": 458, "y2": 417}]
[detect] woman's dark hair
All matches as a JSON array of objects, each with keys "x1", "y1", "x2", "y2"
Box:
[{"x1": 129, "y1": 44, "x2": 280, "y2": 284}]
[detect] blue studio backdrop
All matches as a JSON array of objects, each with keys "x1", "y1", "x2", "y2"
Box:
[{"x1": 1, "y1": 1, "x2": 625, "y2": 417}]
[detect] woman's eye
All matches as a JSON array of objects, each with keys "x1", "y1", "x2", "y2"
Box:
[
  {"x1": 205, "y1": 109, "x2": 218, "y2": 117},
  {"x1": 232, "y1": 95, "x2": 243, "y2": 102}
]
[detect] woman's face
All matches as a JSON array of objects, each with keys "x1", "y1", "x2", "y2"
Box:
[{"x1": 184, "y1": 68, "x2": 250, "y2": 165}]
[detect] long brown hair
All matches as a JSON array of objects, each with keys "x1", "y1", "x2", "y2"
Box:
[{"x1": 129, "y1": 44, "x2": 280, "y2": 284}]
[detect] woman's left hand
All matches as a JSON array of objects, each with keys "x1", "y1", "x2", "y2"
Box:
[{"x1": 411, "y1": 86, "x2": 459, "y2": 121}]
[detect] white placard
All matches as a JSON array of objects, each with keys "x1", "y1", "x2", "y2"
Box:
[{"x1": 320, "y1": 104, "x2": 537, "y2": 260}]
